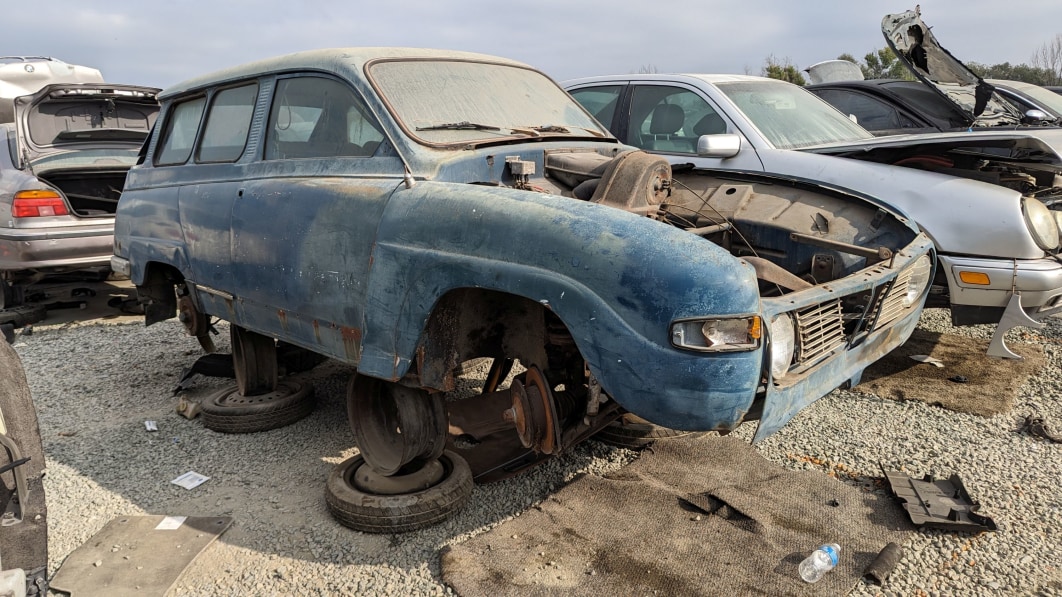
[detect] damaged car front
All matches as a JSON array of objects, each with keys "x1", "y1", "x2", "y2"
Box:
[
  {"x1": 0, "y1": 83, "x2": 159, "y2": 309},
  {"x1": 566, "y1": 73, "x2": 1062, "y2": 359}
]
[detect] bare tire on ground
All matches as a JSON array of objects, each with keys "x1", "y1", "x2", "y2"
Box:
[
  {"x1": 231, "y1": 325, "x2": 277, "y2": 396},
  {"x1": 200, "y1": 380, "x2": 314, "y2": 433},
  {"x1": 593, "y1": 413, "x2": 706, "y2": 448},
  {"x1": 325, "y1": 451, "x2": 473, "y2": 533}
]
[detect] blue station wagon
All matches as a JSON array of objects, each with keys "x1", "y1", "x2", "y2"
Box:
[{"x1": 112, "y1": 48, "x2": 934, "y2": 532}]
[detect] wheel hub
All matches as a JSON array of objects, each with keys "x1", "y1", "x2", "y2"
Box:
[{"x1": 350, "y1": 458, "x2": 446, "y2": 495}]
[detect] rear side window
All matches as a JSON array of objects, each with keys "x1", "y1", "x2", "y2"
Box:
[
  {"x1": 197, "y1": 83, "x2": 258, "y2": 163},
  {"x1": 265, "y1": 77, "x2": 384, "y2": 160},
  {"x1": 569, "y1": 86, "x2": 622, "y2": 130},
  {"x1": 155, "y1": 97, "x2": 206, "y2": 165}
]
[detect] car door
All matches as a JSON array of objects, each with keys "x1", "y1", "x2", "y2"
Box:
[
  {"x1": 569, "y1": 82, "x2": 764, "y2": 171},
  {"x1": 153, "y1": 85, "x2": 258, "y2": 291},
  {"x1": 229, "y1": 74, "x2": 405, "y2": 359}
]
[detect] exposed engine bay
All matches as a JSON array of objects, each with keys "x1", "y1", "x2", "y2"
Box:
[
  {"x1": 815, "y1": 137, "x2": 1062, "y2": 210},
  {"x1": 532, "y1": 149, "x2": 917, "y2": 294}
]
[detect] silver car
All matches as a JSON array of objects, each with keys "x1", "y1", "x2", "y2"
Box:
[
  {"x1": 564, "y1": 74, "x2": 1062, "y2": 358},
  {"x1": 0, "y1": 82, "x2": 159, "y2": 309}
]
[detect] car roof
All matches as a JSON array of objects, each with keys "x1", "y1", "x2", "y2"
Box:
[
  {"x1": 806, "y1": 79, "x2": 912, "y2": 89},
  {"x1": 161, "y1": 47, "x2": 532, "y2": 99},
  {"x1": 563, "y1": 73, "x2": 774, "y2": 87}
]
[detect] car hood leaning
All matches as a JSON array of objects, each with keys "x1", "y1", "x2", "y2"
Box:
[
  {"x1": 806, "y1": 128, "x2": 1062, "y2": 172},
  {"x1": 882, "y1": 8, "x2": 1026, "y2": 127},
  {"x1": 13, "y1": 83, "x2": 160, "y2": 166}
]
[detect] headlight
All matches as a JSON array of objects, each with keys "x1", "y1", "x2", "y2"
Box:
[
  {"x1": 1023, "y1": 198, "x2": 1060, "y2": 251},
  {"x1": 768, "y1": 314, "x2": 796, "y2": 380},
  {"x1": 902, "y1": 254, "x2": 933, "y2": 308},
  {"x1": 670, "y1": 316, "x2": 761, "y2": 352}
]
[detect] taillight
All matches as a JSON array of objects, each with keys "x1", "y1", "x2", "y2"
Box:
[{"x1": 12, "y1": 190, "x2": 70, "y2": 217}]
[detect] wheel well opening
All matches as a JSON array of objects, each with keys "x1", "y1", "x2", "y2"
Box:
[{"x1": 414, "y1": 288, "x2": 580, "y2": 392}]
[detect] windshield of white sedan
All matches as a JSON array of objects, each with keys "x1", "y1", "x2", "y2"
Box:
[
  {"x1": 370, "y1": 60, "x2": 607, "y2": 146},
  {"x1": 717, "y1": 81, "x2": 873, "y2": 149}
]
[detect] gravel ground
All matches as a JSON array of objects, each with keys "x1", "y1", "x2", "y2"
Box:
[{"x1": 9, "y1": 308, "x2": 1062, "y2": 596}]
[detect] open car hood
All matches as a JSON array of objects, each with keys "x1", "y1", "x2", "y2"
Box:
[
  {"x1": 13, "y1": 83, "x2": 160, "y2": 165},
  {"x1": 807, "y1": 128, "x2": 1062, "y2": 172},
  {"x1": 882, "y1": 8, "x2": 1026, "y2": 127}
]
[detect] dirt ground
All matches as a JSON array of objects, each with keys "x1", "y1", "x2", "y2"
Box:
[{"x1": 854, "y1": 327, "x2": 1045, "y2": 417}]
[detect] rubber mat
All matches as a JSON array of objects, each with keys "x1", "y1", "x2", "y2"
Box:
[{"x1": 50, "y1": 515, "x2": 232, "y2": 597}]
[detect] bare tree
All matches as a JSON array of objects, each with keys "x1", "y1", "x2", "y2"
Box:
[
  {"x1": 637, "y1": 64, "x2": 659, "y2": 74},
  {"x1": 1031, "y1": 34, "x2": 1062, "y2": 85}
]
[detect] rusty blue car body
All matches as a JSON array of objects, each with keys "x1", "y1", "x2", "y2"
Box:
[{"x1": 113, "y1": 48, "x2": 933, "y2": 466}]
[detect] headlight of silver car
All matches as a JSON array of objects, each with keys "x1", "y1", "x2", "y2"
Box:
[
  {"x1": 768, "y1": 314, "x2": 796, "y2": 380},
  {"x1": 670, "y1": 316, "x2": 761, "y2": 352},
  {"x1": 1023, "y1": 198, "x2": 1060, "y2": 251},
  {"x1": 903, "y1": 254, "x2": 933, "y2": 308}
]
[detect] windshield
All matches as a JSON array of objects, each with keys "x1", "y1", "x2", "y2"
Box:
[
  {"x1": 716, "y1": 80, "x2": 873, "y2": 149},
  {"x1": 369, "y1": 59, "x2": 607, "y2": 146}
]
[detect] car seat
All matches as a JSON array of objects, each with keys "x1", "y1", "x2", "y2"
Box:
[{"x1": 647, "y1": 103, "x2": 686, "y2": 151}]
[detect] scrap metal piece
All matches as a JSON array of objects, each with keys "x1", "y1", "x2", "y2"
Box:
[
  {"x1": 1016, "y1": 414, "x2": 1062, "y2": 443},
  {"x1": 863, "y1": 542, "x2": 903, "y2": 585},
  {"x1": 882, "y1": 470, "x2": 997, "y2": 532},
  {"x1": 986, "y1": 292, "x2": 1044, "y2": 360}
]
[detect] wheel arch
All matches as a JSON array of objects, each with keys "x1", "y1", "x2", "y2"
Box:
[{"x1": 356, "y1": 265, "x2": 637, "y2": 397}]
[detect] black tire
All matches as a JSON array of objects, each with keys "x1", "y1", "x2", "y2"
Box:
[
  {"x1": 200, "y1": 380, "x2": 314, "y2": 433},
  {"x1": 231, "y1": 325, "x2": 278, "y2": 396},
  {"x1": 593, "y1": 413, "x2": 706, "y2": 448},
  {"x1": 326, "y1": 451, "x2": 473, "y2": 533}
]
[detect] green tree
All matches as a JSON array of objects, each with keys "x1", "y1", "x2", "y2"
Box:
[
  {"x1": 762, "y1": 54, "x2": 806, "y2": 85},
  {"x1": 855, "y1": 47, "x2": 911, "y2": 80},
  {"x1": 967, "y1": 61, "x2": 1056, "y2": 85}
]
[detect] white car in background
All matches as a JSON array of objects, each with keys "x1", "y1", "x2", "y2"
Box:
[{"x1": 565, "y1": 73, "x2": 1062, "y2": 358}]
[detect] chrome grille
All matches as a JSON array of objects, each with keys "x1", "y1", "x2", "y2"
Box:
[
  {"x1": 794, "y1": 299, "x2": 846, "y2": 368},
  {"x1": 871, "y1": 268, "x2": 914, "y2": 330}
]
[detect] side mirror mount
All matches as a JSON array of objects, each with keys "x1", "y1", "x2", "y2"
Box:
[
  {"x1": 696, "y1": 134, "x2": 741, "y2": 158},
  {"x1": 848, "y1": 114, "x2": 858, "y2": 124},
  {"x1": 1023, "y1": 109, "x2": 1050, "y2": 125}
]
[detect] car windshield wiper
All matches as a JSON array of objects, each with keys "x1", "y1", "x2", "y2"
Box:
[
  {"x1": 517, "y1": 125, "x2": 606, "y2": 137},
  {"x1": 416, "y1": 121, "x2": 502, "y2": 132}
]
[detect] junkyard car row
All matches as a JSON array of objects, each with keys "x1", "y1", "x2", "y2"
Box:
[{"x1": 3, "y1": 6, "x2": 1062, "y2": 593}]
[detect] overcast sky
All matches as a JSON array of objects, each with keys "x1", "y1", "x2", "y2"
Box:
[{"x1": 5, "y1": 1, "x2": 1061, "y2": 90}]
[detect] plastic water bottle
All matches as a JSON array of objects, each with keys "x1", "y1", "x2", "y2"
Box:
[{"x1": 798, "y1": 543, "x2": 840, "y2": 583}]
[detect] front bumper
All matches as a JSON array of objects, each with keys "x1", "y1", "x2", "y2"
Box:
[
  {"x1": 940, "y1": 254, "x2": 1062, "y2": 313},
  {"x1": 603, "y1": 234, "x2": 934, "y2": 442},
  {"x1": 0, "y1": 222, "x2": 114, "y2": 273}
]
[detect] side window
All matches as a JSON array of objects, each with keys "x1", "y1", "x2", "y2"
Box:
[
  {"x1": 266, "y1": 77, "x2": 385, "y2": 160},
  {"x1": 197, "y1": 83, "x2": 258, "y2": 163},
  {"x1": 813, "y1": 89, "x2": 903, "y2": 132},
  {"x1": 568, "y1": 86, "x2": 622, "y2": 131},
  {"x1": 155, "y1": 97, "x2": 206, "y2": 166},
  {"x1": 628, "y1": 86, "x2": 725, "y2": 154}
]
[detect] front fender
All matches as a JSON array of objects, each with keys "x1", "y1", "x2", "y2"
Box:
[{"x1": 357, "y1": 182, "x2": 761, "y2": 406}]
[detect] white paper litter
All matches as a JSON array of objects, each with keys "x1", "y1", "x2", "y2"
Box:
[
  {"x1": 155, "y1": 515, "x2": 188, "y2": 530},
  {"x1": 910, "y1": 354, "x2": 945, "y2": 368},
  {"x1": 171, "y1": 471, "x2": 210, "y2": 490},
  {"x1": 144, "y1": 420, "x2": 158, "y2": 431}
]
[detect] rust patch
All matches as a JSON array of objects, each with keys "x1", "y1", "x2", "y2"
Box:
[
  {"x1": 312, "y1": 320, "x2": 321, "y2": 344},
  {"x1": 277, "y1": 309, "x2": 288, "y2": 332},
  {"x1": 340, "y1": 326, "x2": 362, "y2": 360}
]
